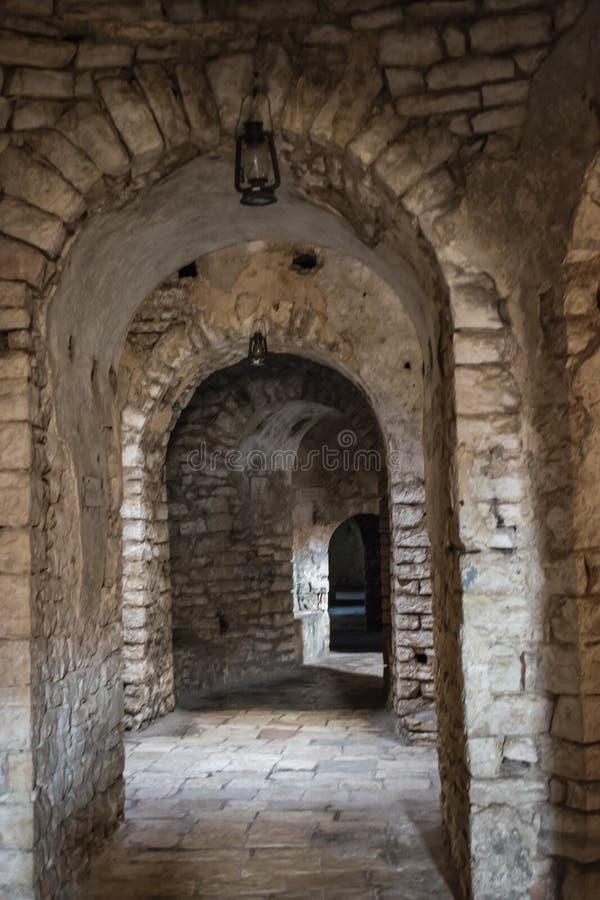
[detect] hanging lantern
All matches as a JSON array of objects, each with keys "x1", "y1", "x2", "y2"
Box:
[
  {"x1": 235, "y1": 78, "x2": 280, "y2": 206},
  {"x1": 248, "y1": 330, "x2": 268, "y2": 366}
]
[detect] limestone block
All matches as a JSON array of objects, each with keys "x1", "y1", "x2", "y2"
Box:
[
  {"x1": 0, "y1": 574, "x2": 31, "y2": 638},
  {"x1": 351, "y1": 8, "x2": 404, "y2": 29},
  {"x1": 0, "y1": 528, "x2": 30, "y2": 575},
  {"x1": 255, "y1": 42, "x2": 293, "y2": 124},
  {"x1": 0, "y1": 98, "x2": 10, "y2": 130},
  {"x1": 427, "y1": 56, "x2": 514, "y2": 90},
  {"x1": 471, "y1": 13, "x2": 552, "y2": 53},
  {"x1": 311, "y1": 49, "x2": 382, "y2": 147},
  {"x1": 552, "y1": 695, "x2": 600, "y2": 743},
  {"x1": 0, "y1": 472, "x2": 30, "y2": 527},
  {"x1": 454, "y1": 332, "x2": 505, "y2": 365},
  {"x1": 0, "y1": 800, "x2": 33, "y2": 850},
  {"x1": 0, "y1": 236, "x2": 46, "y2": 289},
  {"x1": 0, "y1": 639, "x2": 31, "y2": 687},
  {"x1": 303, "y1": 25, "x2": 352, "y2": 45},
  {"x1": 0, "y1": 283, "x2": 29, "y2": 310},
  {"x1": 385, "y1": 68, "x2": 424, "y2": 98},
  {"x1": 541, "y1": 805, "x2": 600, "y2": 863},
  {"x1": 0, "y1": 848, "x2": 33, "y2": 891},
  {"x1": 0, "y1": 309, "x2": 30, "y2": 330},
  {"x1": 482, "y1": 80, "x2": 530, "y2": 107},
  {"x1": 472, "y1": 105, "x2": 527, "y2": 133},
  {"x1": 75, "y1": 71, "x2": 94, "y2": 97},
  {"x1": 503, "y1": 736, "x2": 538, "y2": 764},
  {"x1": 176, "y1": 65, "x2": 220, "y2": 150},
  {"x1": 379, "y1": 27, "x2": 443, "y2": 67},
  {"x1": 76, "y1": 42, "x2": 134, "y2": 69},
  {"x1": 450, "y1": 277, "x2": 505, "y2": 329},
  {"x1": 468, "y1": 693, "x2": 552, "y2": 737},
  {"x1": 514, "y1": 46, "x2": 549, "y2": 75},
  {"x1": 12, "y1": 99, "x2": 63, "y2": 131},
  {"x1": 135, "y1": 64, "x2": 189, "y2": 148},
  {"x1": 396, "y1": 90, "x2": 480, "y2": 117},
  {"x1": 443, "y1": 25, "x2": 466, "y2": 58},
  {"x1": 98, "y1": 79, "x2": 163, "y2": 172},
  {"x1": 471, "y1": 777, "x2": 548, "y2": 806},
  {"x1": 7, "y1": 68, "x2": 74, "y2": 100},
  {"x1": 484, "y1": 0, "x2": 547, "y2": 8},
  {"x1": 0, "y1": 196, "x2": 66, "y2": 258},
  {"x1": 26, "y1": 130, "x2": 102, "y2": 195},
  {"x1": 56, "y1": 102, "x2": 130, "y2": 177},
  {"x1": 0, "y1": 148, "x2": 84, "y2": 223},
  {"x1": 347, "y1": 105, "x2": 405, "y2": 168},
  {"x1": 0, "y1": 422, "x2": 31, "y2": 469},
  {"x1": 374, "y1": 126, "x2": 458, "y2": 197},
  {"x1": 407, "y1": 0, "x2": 476, "y2": 15},
  {"x1": 205, "y1": 53, "x2": 254, "y2": 135},
  {"x1": 0, "y1": 31, "x2": 75, "y2": 68}
]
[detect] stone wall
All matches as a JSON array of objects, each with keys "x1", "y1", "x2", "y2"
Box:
[{"x1": 0, "y1": 0, "x2": 595, "y2": 897}]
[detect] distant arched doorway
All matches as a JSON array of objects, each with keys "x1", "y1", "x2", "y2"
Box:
[{"x1": 328, "y1": 514, "x2": 383, "y2": 652}]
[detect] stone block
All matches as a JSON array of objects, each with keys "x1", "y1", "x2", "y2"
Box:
[
  {"x1": 0, "y1": 848, "x2": 33, "y2": 891},
  {"x1": 98, "y1": 79, "x2": 163, "y2": 172},
  {"x1": 12, "y1": 99, "x2": 63, "y2": 131},
  {"x1": 454, "y1": 332, "x2": 505, "y2": 365},
  {"x1": 407, "y1": 0, "x2": 476, "y2": 15},
  {"x1": 503, "y1": 736, "x2": 538, "y2": 764},
  {"x1": 348, "y1": 106, "x2": 406, "y2": 166},
  {"x1": 472, "y1": 105, "x2": 527, "y2": 133},
  {"x1": 0, "y1": 529, "x2": 31, "y2": 576},
  {"x1": 135, "y1": 64, "x2": 190, "y2": 148},
  {"x1": 482, "y1": 80, "x2": 530, "y2": 107},
  {"x1": 176, "y1": 65, "x2": 220, "y2": 150},
  {"x1": 379, "y1": 27, "x2": 443, "y2": 67},
  {"x1": 0, "y1": 472, "x2": 31, "y2": 527},
  {"x1": 0, "y1": 640, "x2": 31, "y2": 687},
  {"x1": 374, "y1": 125, "x2": 458, "y2": 197},
  {"x1": 427, "y1": 56, "x2": 514, "y2": 90},
  {"x1": 0, "y1": 98, "x2": 10, "y2": 131},
  {"x1": 0, "y1": 309, "x2": 30, "y2": 330},
  {"x1": 396, "y1": 90, "x2": 480, "y2": 117},
  {"x1": 76, "y1": 42, "x2": 134, "y2": 69},
  {"x1": 0, "y1": 236, "x2": 46, "y2": 289},
  {"x1": 56, "y1": 102, "x2": 130, "y2": 177},
  {"x1": 0, "y1": 196, "x2": 66, "y2": 258},
  {"x1": 26, "y1": 130, "x2": 102, "y2": 195},
  {"x1": 7, "y1": 68, "x2": 74, "y2": 99},
  {"x1": 206, "y1": 53, "x2": 254, "y2": 134},
  {"x1": 0, "y1": 31, "x2": 75, "y2": 68},
  {"x1": 0, "y1": 379, "x2": 30, "y2": 422},
  {"x1": 443, "y1": 25, "x2": 466, "y2": 58},
  {"x1": 470, "y1": 13, "x2": 552, "y2": 54},
  {"x1": 351, "y1": 8, "x2": 404, "y2": 29},
  {"x1": 0, "y1": 575, "x2": 31, "y2": 638},
  {"x1": 385, "y1": 68, "x2": 424, "y2": 98},
  {"x1": 0, "y1": 148, "x2": 84, "y2": 224},
  {"x1": 303, "y1": 26, "x2": 353, "y2": 45},
  {"x1": 0, "y1": 800, "x2": 33, "y2": 850},
  {"x1": 0, "y1": 283, "x2": 29, "y2": 310}
]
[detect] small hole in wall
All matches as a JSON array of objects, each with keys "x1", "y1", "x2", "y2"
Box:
[
  {"x1": 68, "y1": 335, "x2": 74, "y2": 362},
  {"x1": 291, "y1": 251, "x2": 318, "y2": 273},
  {"x1": 404, "y1": 361, "x2": 411, "y2": 370},
  {"x1": 596, "y1": 286, "x2": 600, "y2": 311},
  {"x1": 217, "y1": 612, "x2": 229, "y2": 635},
  {"x1": 415, "y1": 652, "x2": 428, "y2": 664},
  {"x1": 178, "y1": 261, "x2": 197, "y2": 278}
]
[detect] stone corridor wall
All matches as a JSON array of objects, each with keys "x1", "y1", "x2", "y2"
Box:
[{"x1": 0, "y1": 1, "x2": 596, "y2": 897}]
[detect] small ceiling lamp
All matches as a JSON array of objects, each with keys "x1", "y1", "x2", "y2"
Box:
[
  {"x1": 248, "y1": 330, "x2": 268, "y2": 367},
  {"x1": 235, "y1": 74, "x2": 280, "y2": 207}
]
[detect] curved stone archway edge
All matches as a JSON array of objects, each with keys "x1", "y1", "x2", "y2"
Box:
[{"x1": 0, "y1": 2, "x2": 597, "y2": 898}]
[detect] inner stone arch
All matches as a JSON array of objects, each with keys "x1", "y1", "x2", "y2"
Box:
[{"x1": 118, "y1": 243, "x2": 433, "y2": 741}]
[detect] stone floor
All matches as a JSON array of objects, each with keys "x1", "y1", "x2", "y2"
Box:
[{"x1": 83, "y1": 654, "x2": 458, "y2": 899}]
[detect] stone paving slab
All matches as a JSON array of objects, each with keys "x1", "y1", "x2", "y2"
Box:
[{"x1": 83, "y1": 653, "x2": 458, "y2": 898}]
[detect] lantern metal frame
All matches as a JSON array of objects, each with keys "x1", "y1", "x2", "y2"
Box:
[
  {"x1": 234, "y1": 79, "x2": 281, "y2": 207},
  {"x1": 248, "y1": 330, "x2": 268, "y2": 366}
]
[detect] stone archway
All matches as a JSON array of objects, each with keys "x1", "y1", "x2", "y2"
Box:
[{"x1": 2, "y1": 3, "x2": 595, "y2": 895}]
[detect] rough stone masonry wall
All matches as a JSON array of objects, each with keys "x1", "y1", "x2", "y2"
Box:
[{"x1": 0, "y1": 1, "x2": 593, "y2": 897}]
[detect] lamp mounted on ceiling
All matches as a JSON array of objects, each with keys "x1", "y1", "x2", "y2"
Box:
[
  {"x1": 248, "y1": 329, "x2": 268, "y2": 367},
  {"x1": 235, "y1": 73, "x2": 280, "y2": 207}
]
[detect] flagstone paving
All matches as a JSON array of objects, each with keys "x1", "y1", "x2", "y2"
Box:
[{"x1": 83, "y1": 654, "x2": 458, "y2": 899}]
